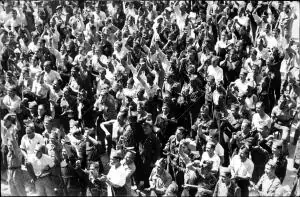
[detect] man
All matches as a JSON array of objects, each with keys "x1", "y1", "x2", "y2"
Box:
[
  {"x1": 121, "y1": 151, "x2": 136, "y2": 196},
  {"x1": 43, "y1": 61, "x2": 62, "y2": 86},
  {"x1": 147, "y1": 158, "x2": 172, "y2": 196},
  {"x1": 271, "y1": 95, "x2": 293, "y2": 155},
  {"x1": 252, "y1": 102, "x2": 272, "y2": 133},
  {"x1": 99, "y1": 150, "x2": 127, "y2": 196},
  {"x1": 2, "y1": 86, "x2": 21, "y2": 113},
  {"x1": 20, "y1": 123, "x2": 45, "y2": 158},
  {"x1": 27, "y1": 144, "x2": 56, "y2": 196},
  {"x1": 139, "y1": 121, "x2": 161, "y2": 188},
  {"x1": 6, "y1": 135, "x2": 26, "y2": 196},
  {"x1": 207, "y1": 56, "x2": 224, "y2": 84},
  {"x1": 230, "y1": 146, "x2": 254, "y2": 197},
  {"x1": 200, "y1": 141, "x2": 221, "y2": 174},
  {"x1": 255, "y1": 160, "x2": 281, "y2": 196},
  {"x1": 164, "y1": 127, "x2": 185, "y2": 178},
  {"x1": 213, "y1": 167, "x2": 241, "y2": 197}
]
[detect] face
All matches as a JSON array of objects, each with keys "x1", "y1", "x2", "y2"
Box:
[
  {"x1": 239, "y1": 149, "x2": 247, "y2": 161},
  {"x1": 7, "y1": 89, "x2": 15, "y2": 97},
  {"x1": 125, "y1": 152, "x2": 134, "y2": 164},
  {"x1": 44, "y1": 120, "x2": 51, "y2": 130},
  {"x1": 264, "y1": 164, "x2": 274, "y2": 177},
  {"x1": 44, "y1": 64, "x2": 51, "y2": 73},
  {"x1": 162, "y1": 106, "x2": 169, "y2": 114},
  {"x1": 272, "y1": 145, "x2": 281, "y2": 155},
  {"x1": 110, "y1": 156, "x2": 119, "y2": 166},
  {"x1": 175, "y1": 129, "x2": 184, "y2": 141},
  {"x1": 117, "y1": 113, "x2": 126, "y2": 125},
  {"x1": 4, "y1": 119, "x2": 12, "y2": 129},
  {"x1": 142, "y1": 124, "x2": 152, "y2": 135},
  {"x1": 255, "y1": 103, "x2": 264, "y2": 114},
  {"x1": 38, "y1": 105, "x2": 45, "y2": 116},
  {"x1": 206, "y1": 144, "x2": 214, "y2": 155},
  {"x1": 241, "y1": 122, "x2": 250, "y2": 135},
  {"x1": 26, "y1": 129, "x2": 34, "y2": 139},
  {"x1": 35, "y1": 149, "x2": 42, "y2": 159}
]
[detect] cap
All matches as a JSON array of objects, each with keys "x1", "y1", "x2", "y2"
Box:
[
  {"x1": 220, "y1": 167, "x2": 231, "y2": 177},
  {"x1": 56, "y1": 5, "x2": 62, "y2": 10},
  {"x1": 110, "y1": 150, "x2": 123, "y2": 160},
  {"x1": 28, "y1": 101, "x2": 38, "y2": 109}
]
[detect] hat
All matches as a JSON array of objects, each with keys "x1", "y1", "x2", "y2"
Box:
[
  {"x1": 155, "y1": 158, "x2": 166, "y2": 168},
  {"x1": 56, "y1": 5, "x2": 62, "y2": 10},
  {"x1": 165, "y1": 7, "x2": 172, "y2": 12},
  {"x1": 28, "y1": 101, "x2": 38, "y2": 109},
  {"x1": 110, "y1": 150, "x2": 123, "y2": 160},
  {"x1": 220, "y1": 167, "x2": 231, "y2": 177}
]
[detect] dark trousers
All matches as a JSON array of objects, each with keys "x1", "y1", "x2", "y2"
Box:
[{"x1": 236, "y1": 179, "x2": 249, "y2": 197}]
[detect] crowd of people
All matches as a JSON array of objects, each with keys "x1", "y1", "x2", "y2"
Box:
[{"x1": 0, "y1": 0, "x2": 300, "y2": 196}]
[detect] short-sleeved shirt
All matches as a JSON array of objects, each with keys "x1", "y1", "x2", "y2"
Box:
[
  {"x1": 28, "y1": 153, "x2": 55, "y2": 177},
  {"x1": 201, "y1": 152, "x2": 221, "y2": 172},
  {"x1": 230, "y1": 155, "x2": 254, "y2": 178},
  {"x1": 252, "y1": 113, "x2": 272, "y2": 132},
  {"x1": 20, "y1": 133, "x2": 45, "y2": 156}
]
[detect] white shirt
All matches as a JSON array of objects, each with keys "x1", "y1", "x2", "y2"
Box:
[
  {"x1": 252, "y1": 113, "x2": 272, "y2": 132},
  {"x1": 207, "y1": 65, "x2": 224, "y2": 83},
  {"x1": 201, "y1": 152, "x2": 221, "y2": 172},
  {"x1": 2, "y1": 95, "x2": 21, "y2": 113},
  {"x1": 230, "y1": 154, "x2": 254, "y2": 178},
  {"x1": 44, "y1": 70, "x2": 62, "y2": 85},
  {"x1": 28, "y1": 154, "x2": 55, "y2": 177},
  {"x1": 20, "y1": 133, "x2": 45, "y2": 156}
]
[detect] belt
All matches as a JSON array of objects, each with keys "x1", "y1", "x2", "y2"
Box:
[{"x1": 8, "y1": 166, "x2": 21, "y2": 170}]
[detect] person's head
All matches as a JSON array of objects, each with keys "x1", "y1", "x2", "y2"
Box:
[
  {"x1": 34, "y1": 144, "x2": 44, "y2": 159},
  {"x1": 219, "y1": 167, "x2": 231, "y2": 184},
  {"x1": 265, "y1": 160, "x2": 276, "y2": 178},
  {"x1": 136, "y1": 102, "x2": 145, "y2": 113},
  {"x1": 3, "y1": 114, "x2": 14, "y2": 129},
  {"x1": 146, "y1": 74, "x2": 155, "y2": 86},
  {"x1": 175, "y1": 127, "x2": 185, "y2": 141},
  {"x1": 220, "y1": 30, "x2": 227, "y2": 41},
  {"x1": 239, "y1": 70, "x2": 247, "y2": 81},
  {"x1": 251, "y1": 49, "x2": 257, "y2": 60},
  {"x1": 38, "y1": 38, "x2": 46, "y2": 48},
  {"x1": 200, "y1": 105, "x2": 210, "y2": 118},
  {"x1": 12, "y1": 9, "x2": 17, "y2": 19},
  {"x1": 284, "y1": 4, "x2": 290, "y2": 14},
  {"x1": 142, "y1": 121, "x2": 153, "y2": 135},
  {"x1": 206, "y1": 141, "x2": 216, "y2": 156},
  {"x1": 255, "y1": 102, "x2": 265, "y2": 115},
  {"x1": 26, "y1": 123, "x2": 35, "y2": 139},
  {"x1": 278, "y1": 95, "x2": 287, "y2": 109},
  {"x1": 162, "y1": 103, "x2": 170, "y2": 115},
  {"x1": 124, "y1": 151, "x2": 135, "y2": 165},
  {"x1": 43, "y1": 115, "x2": 52, "y2": 130},
  {"x1": 53, "y1": 80, "x2": 61, "y2": 91},
  {"x1": 231, "y1": 103, "x2": 239, "y2": 115},
  {"x1": 180, "y1": 139, "x2": 191, "y2": 154},
  {"x1": 110, "y1": 150, "x2": 123, "y2": 166},
  {"x1": 212, "y1": 56, "x2": 219, "y2": 67},
  {"x1": 239, "y1": 145, "x2": 249, "y2": 162},
  {"x1": 241, "y1": 119, "x2": 251, "y2": 135},
  {"x1": 155, "y1": 158, "x2": 166, "y2": 175},
  {"x1": 44, "y1": 61, "x2": 52, "y2": 73},
  {"x1": 89, "y1": 162, "x2": 100, "y2": 177},
  {"x1": 29, "y1": 101, "x2": 38, "y2": 114},
  {"x1": 38, "y1": 104, "x2": 46, "y2": 117},
  {"x1": 126, "y1": 77, "x2": 134, "y2": 89},
  {"x1": 117, "y1": 110, "x2": 128, "y2": 125},
  {"x1": 272, "y1": 140, "x2": 283, "y2": 156},
  {"x1": 7, "y1": 86, "x2": 16, "y2": 98},
  {"x1": 49, "y1": 132, "x2": 58, "y2": 144}
]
